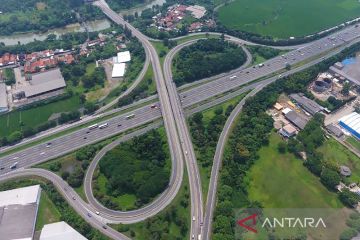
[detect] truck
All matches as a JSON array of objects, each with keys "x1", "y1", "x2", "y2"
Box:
[
  {"x1": 88, "y1": 124, "x2": 98, "y2": 130},
  {"x1": 10, "y1": 162, "x2": 18, "y2": 169},
  {"x1": 126, "y1": 114, "x2": 135, "y2": 120},
  {"x1": 99, "y1": 123, "x2": 109, "y2": 129}
]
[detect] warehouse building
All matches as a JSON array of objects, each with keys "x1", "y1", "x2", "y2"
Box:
[
  {"x1": 289, "y1": 93, "x2": 324, "y2": 115},
  {"x1": 0, "y1": 185, "x2": 41, "y2": 240},
  {"x1": 339, "y1": 112, "x2": 360, "y2": 140},
  {"x1": 285, "y1": 110, "x2": 308, "y2": 130},
  {"x1": 0, "y1": 83, "x2": 8, "y2": 113},
  {"x1": 112, "y1": 63, "x2": 126, "y2": 78},
  {"x1": 114, "y1": 51, "x2": 131, "y2": 63},
  {"x1": 13, "y1": 68, "x2": 66, "y2": 100},
  {"x1": 40, "y1": 221, "x2": 87, "y2": 240}
]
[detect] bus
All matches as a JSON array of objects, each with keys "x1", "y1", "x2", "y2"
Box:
[
  {"x1": 88, "y1": 124, "x2": 98, "y2": 130},
  {"x1": 126, "y1": 114, "x2": 135, "y2": 120},
  {"x1": 99, "y1": 123, "x2": 109, "y2": 129}
]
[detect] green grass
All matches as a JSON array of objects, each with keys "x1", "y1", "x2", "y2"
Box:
[
  {"x1": 247, "y1": 132, "x2": 343, "y2": 208},
  {"x1": 319, "y1": 138, "x2": 360, "y2": 182},
  {"x1": 346, "y1": 136, "x2": 360, "y2": 151},
  {"x1": 35, "y1": 191, "x2": 61, "y2": 231},
  {"x1": 218, "y1": 0, "x2": 360, "y2": 38},
  {"x1": 0, "y1": 95, "x2": 80, "y2": 137}
]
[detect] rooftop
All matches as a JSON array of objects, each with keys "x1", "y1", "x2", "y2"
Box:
[
  {"x1": 112, "y1": 63, "x2": 126, "y2": 78},
  {"x1": 115, "y1": 51, "x2": 131, "y2": 63},
  {"x1": 289, "y1": 93, "x2": 323, "y2": 115},
  {"x1": 40, "y1": 221, "x2": 87, "y2": 240},
  {"x1": 0, "y1": 83, "x2": 7, "y2": 110},
  {"x1": 0, "y1": 185, "x2": 41, "y2": 240},
  {"x1": 16, "y1": 68, "x2": 66, "y2": 98},
  {"x1": 285, "y1": 111, "x2": 308, "y2": 130},
  {"x1": 339, "y1": 112, "x2": 360, "y2": 134}
]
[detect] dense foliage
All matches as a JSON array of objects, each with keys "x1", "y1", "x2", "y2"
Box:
[
  {"x1": 0, "y1": 0, "x2": 102, "y2": 35},
  {"x1": 173, "y1": 38, "x2": 246, "y2": 86},
  {"x1": 97, "y1": 130, "x2": 170, "y2": 208},
  {"x1": 0, "y1": 179, "x2": 109, "y2": 240},
  {"x1": 212, "y1": 41, "x2": 360, "y2": 239}
]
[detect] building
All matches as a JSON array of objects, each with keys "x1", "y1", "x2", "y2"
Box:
[
  {"x1": 339, "y1": 112, "x2": 360, "y2": 139},
  {"x1": 13, "y1": 68, "x2": 66, "y2": 99},
  {"x1": 186, "y1": 5, "x2": 206, "y2": 19},
  {"x1": 274, "y1": 102, "x2": 283, "y2": 111},
  {"x1": 0, "y1": 185, "x2": 41, "y2": 240},
  {"x1": 325, "y1": 124, "x2": 343, "y2": 138},
  {"x1": 40, "y1": 221, "x2": 87, "y2": 240},
  {"x1": 114, "y1": 51, "x2": 131, "y2": 63},
  {"x1": 112, "y1": 63, "x2": 126, "y2": 78},
  {"x1": 279, "y1": 124, "x2": 297, "y2": 138},
  {"x1": 289, "y1": 93, "x2": 324, "y2": 115},
  {"x1": 0, "y1": 83, "x2": 8, "y2": 112},
  {"x1": 285, "y1": 111, "x2": 308, "y2": 130}
]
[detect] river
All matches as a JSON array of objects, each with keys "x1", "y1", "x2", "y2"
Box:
[
  {"x1": 0, "y1": 0, "x2": 167, "y2": 46},
  {"x1": 0, "y1": 19, "x2": 111, "y2": 46}
]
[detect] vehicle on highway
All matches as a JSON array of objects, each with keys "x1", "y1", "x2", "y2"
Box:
[
  {"x1": 96, "y1": 211, "x2": 100, "y2": 215},
  {"x1": 87, "y1": 213, "x2": 92, "y2": 217},
  {"x1": 0, "y1": 167, "x2": 4, "y2": 170},
  {"x1": 99, "y1": 123, "x2": 109, "y2": 129},
  {"x1": 72, "y1": 196, "x2": 76, "y2": 200},
  {"x1": 117, "y1": 123, "x2": 122, "y2": 127},
  {"x1": 88, "y1": 124, "x2": 99, "y2": 130},
  {"x1": 151, "y1": 104, "x2": 157, "y2": 109},
  {"x1": 126, "y1": 114, "x2": 135, "y2": 120},
  {"x1": 10, "y1": 162, "x2": 18, "y2": 169},
  {"x1": 102, "y1": 225, "x2": 107, "y2": 229},
  {"x1": 46, "y1": 142, "x2": 52, "y2": 148},
  {"x1": 229, "y1": 75, "x2": 237, "y2": 80},
  {"x1": 13, "y1": 157, "x2": 18, "y2": 160}
]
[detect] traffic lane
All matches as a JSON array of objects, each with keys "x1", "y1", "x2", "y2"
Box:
[{"x1": 0, "y1": 106, "x2": 161, "y2": 174}]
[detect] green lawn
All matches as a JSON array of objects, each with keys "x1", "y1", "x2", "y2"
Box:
[
  {"x1": 35, "y1": 192, "x2": 61, "y2": 231},
  {"x1": 346, "y1": 136, "x2": 360, "y2": 151},
  {"x1": 248, "y1": 132, "x2": 343, "y2": 208},
  {"x1": 319, "y1": 138, "x2": 360, "y2": 182},
  {"x1": 0, "y1": 95, "x2": 80, "y2": 137},
  {"x1": 218, "y1": 0, "x2": 360, "y2": 38}
]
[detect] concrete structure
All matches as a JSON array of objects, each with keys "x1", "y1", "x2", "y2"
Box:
[
  {"x1": 13, "y1": 68, "x2": 66, "y2": 99},
  {"x1": 289, "y1": 93, "x2": 324, "y2": 115},
  {"x1": 0, "y1": 83, "x2": 8, "y2": 112},
  {"x1": 186, "y1": 5, "x2": 206, "y2": 19},
  {"x1": 40, "y1": 221, "x2": 87, "y2": 240},
  {"x1": 274, "y1": 102, "x2": 283, "y2": 111},
  {"x1": 114, "y1": 51, "x2": 131, "y2": 63},
  {"x1": 339, "y1": 112, "x2": 360, "y2": 139},
  {"x1": 285, "y1": 111, "x2": 308, "y2": 130},
  {"x1": 0, "y1": 185, "x2": 41, "y2": 240},
  {"x1": 279, "y1": 124, "x2": 297, "y2": 138},
  {"x1": 112, "y1": 63, "x2": 126, "y2": 78},
  {"x1": 340, "y1": 165, "x2": 351, "y2": 177}
]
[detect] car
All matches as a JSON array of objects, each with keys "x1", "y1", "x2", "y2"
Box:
[
  {"x1": 87, "y1": 213, "x2": 92, "y2": 217},
  {"x1": 40, "y1": 152, "x2": 45, "y2": 155},
  {"x1": 13, "y1": 157, "x2": 19, "y2": 160},
  {"x1": 0, "y1": 167, "x2": 4, "y2": 170},
  {"x1": 86, "y1": 131, "x2": 90, "y2": 134},
  {"x1": 151, "y1": 104, "x2": 157, "y2": 109},
  {"x1": 83, "y1": 137, "x2": 87, "y2": 140},
  {"x1": 117, "y1": 124, "x2": 122, "y2": 127},
  {"x1": 72, "y1": 196, "x2": 76, "y2": 200},
  {"x1": 192, "y1": 235, "x2": 195, "y2": 240},
  {"x1": 102, "y1": 225, "x2": 107, "y2": 229},
  {"x1": 185, "y1": 151, "x2": 188, "y2": 155},
  {"x1": 192, "y1": 216, "x2": 195, "y2": 221},
  {"x1": 96, "y1": 211, "x2": 100, "y2": 215},
  {"x1": 10, "y1": 162, "x2": 18, "y2": 169}
]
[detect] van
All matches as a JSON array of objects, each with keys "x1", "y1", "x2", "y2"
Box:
[
  {"x1": 99, "y1": 123, "x2": 109, "y2": 129},
  {"x1": 88, "y1": 124, "x2": 98, "y2": 130}
]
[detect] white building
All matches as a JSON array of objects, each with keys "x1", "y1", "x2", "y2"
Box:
[
  {"x1": 112, "y1": 63, "x2": 126, "y2": 78},
  {"x1": 114, "y1": 51, "x2": 131, "y2": 63},
  {"x1": 0, "y1": 83, "x2": 8, "y2": 112},
  {"x1": 40, "y1": 221, "x2": 87, "y2": 240},
  {"x1": 0, "y1": 185, "x2": 41, "y2": 240},
  {"x1": 339, "y1": 112, "x2": 360, "y2": 139}
]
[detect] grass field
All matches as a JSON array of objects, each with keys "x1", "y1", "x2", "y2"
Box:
[
  {"x1": 247, "y1": 132, "x2": 343, "y2": 208},
  {"x1": 319, "y1": 138, "x2": 360, "y2": 182},
  {"x1": 244, "y1": 133, "x2": 351, "y2": 239},
  {"x1": 0, "y1": 95, "x2": 80, "y2": 137},
  {"x1": 35, "y1": 192, "x2": 61, "y2": 231},
  {"x1": 218, "y1": 0, "x2": 360, "y2": 38}
]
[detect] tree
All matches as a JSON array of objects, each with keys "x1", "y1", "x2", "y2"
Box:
[
  {"x1": 342, "y1": 82, "x2": 351, "y2": 96},
  {"x1": 277, "y1": 142, "x2": 287, "y2": 153},
  {"x1": 339, "y1": 189, "x2": 360, "y2": 208},
  {"x1": 320, "y1": 168, "x2": 340, "y2": 190},
  {"x1": 339, "y1": 228, "x2": 357, "y2": 240},
  {"x1": 7, "y1": 131, "x2": 22, "y2": 144}
]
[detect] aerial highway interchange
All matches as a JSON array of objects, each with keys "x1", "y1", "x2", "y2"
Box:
[{"x1": 1, "y1": 1, "x2": 360, "y2": 240}]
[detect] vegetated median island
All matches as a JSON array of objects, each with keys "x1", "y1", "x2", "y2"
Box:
[
  {"x1": 217, "y1": 0, "x2": 360, "y2": 39},
  {"x1": 93, "y1": 128, "x2": 171, "y2": 210},
  {"x1": 172, "y1": 38, "x2": 246, "y2": 86}
]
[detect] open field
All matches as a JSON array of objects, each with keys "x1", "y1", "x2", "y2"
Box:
[
  {"x1": 0, "y1": 95, "x2": 81, "y2": 137},
  {"x1": 319, "y1": 138, "x2": 360, "y2": 182},
  {"x1": 247, "y1": 133, "x2": 343, "y2": 208},
  {"x1": 35, "y1": 192, "x2": 61, "y2": 231},
  {"x1": 218, "y1": 0, "x2": 360, "y2": 38}
]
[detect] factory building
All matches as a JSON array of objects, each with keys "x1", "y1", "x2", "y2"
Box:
[
  {"x1": 339, "y1": 112, "x2": 360, "y2": 140},
  {"x1": 0, "y1": 185, "x2": 41, "y2": 240},
  {"x1": 289, "y1": 93, "x2": 324, "y2": 115},
  {"x1": 40, "y1": 221, "x2": 87, "y2": 240}
]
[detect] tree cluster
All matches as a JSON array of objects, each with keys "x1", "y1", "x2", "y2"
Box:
[
  {"x1": 97, "y1": 130, "x2": 170, "y2": 208},
  {"x1": 173, "y1": 38, "x2": 247, "y2": 86}
]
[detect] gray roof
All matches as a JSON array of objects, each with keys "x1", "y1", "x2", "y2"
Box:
[
  {"x1": 285, "y1": 111, "x2": 308, "y2": 130},
  {"x1": 0, "y1": 204, "x2": 38, "y2": 240},
  {"x1": 18, "y1": 69, "x2": 66, "y2": 98},
  {"x1": 0, "y1": 83, "x2": 7, "y2": 109},
  {"x1": 289, "y1": 93, "x2": 323, "y2": 115},
  {"x1": 340, "y1": 165, "x2": 351, "y2": 176},
  {"x1": 326, "y1": 124, "x2": 343, "y2": 137}
]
